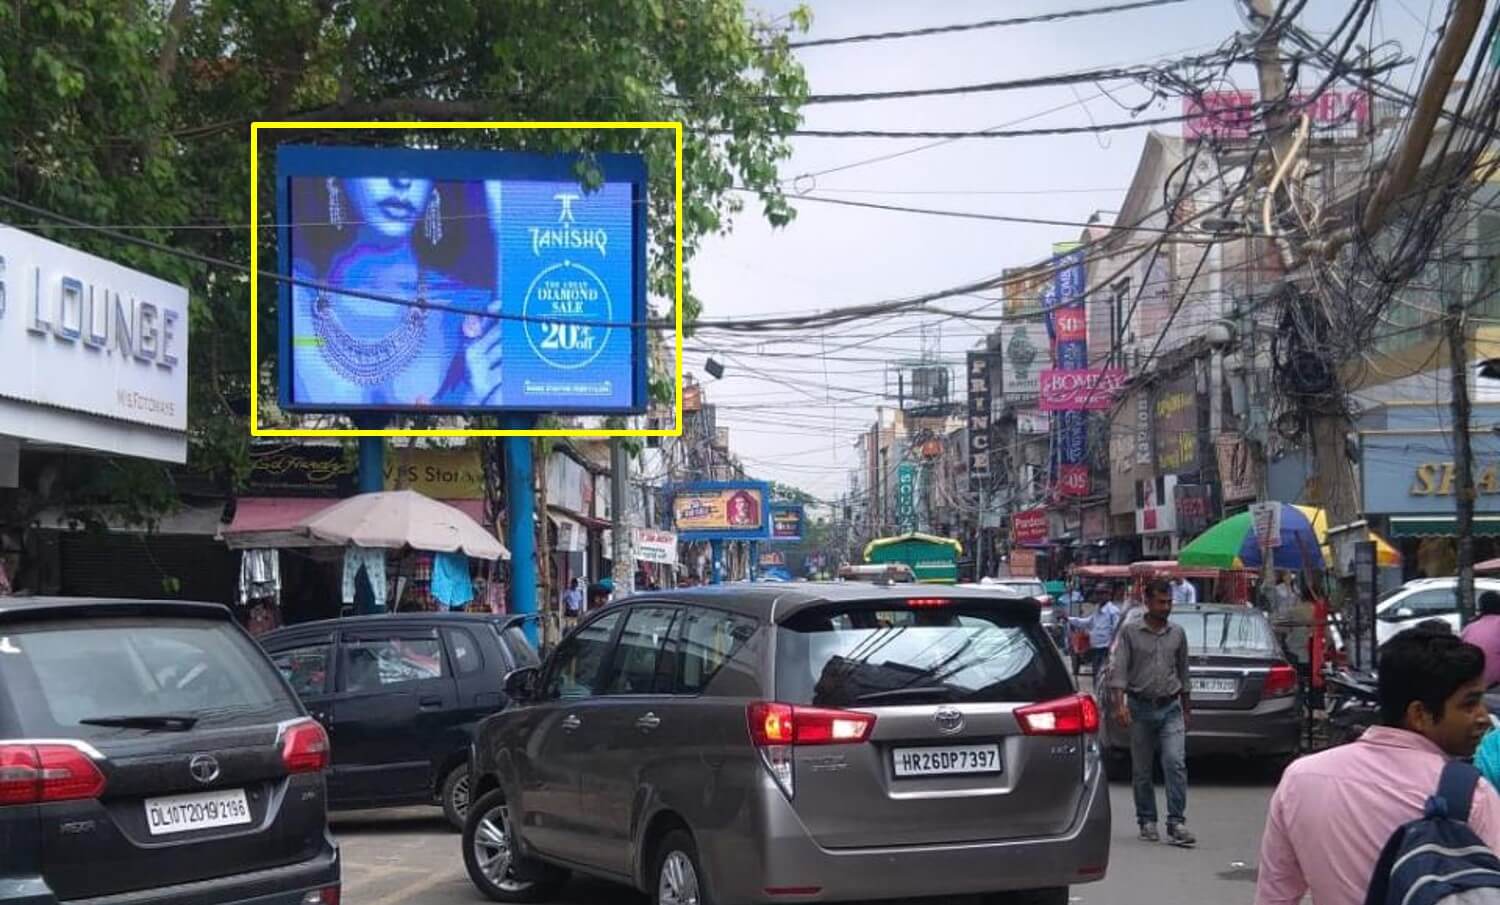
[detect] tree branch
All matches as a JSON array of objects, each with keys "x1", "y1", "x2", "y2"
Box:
[
  {"x1": 336, "y1": 0, "x2": 394, "y2": 105},
  {"x1": 156, "y1": 0, "x2": 194, "y2": 85},
  {"x1": 291, "y1": 98, "x2": 502, "y2": 121}
]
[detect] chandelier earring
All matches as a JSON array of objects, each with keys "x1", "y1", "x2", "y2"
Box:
[
  {"x1": 424, "y1": 188, "x2": 443, "y2": 245},
  {"x1": 326, "y1": 177, "x2": 344, "y2": 230}
]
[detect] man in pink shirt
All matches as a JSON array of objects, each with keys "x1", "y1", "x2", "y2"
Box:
[
  {"x1": 1255, "y1": 626, "x2": 1500, "y2": 905},
  {"x1": 1461, "y1": 591, "x2": 1500, "y2": 688}
]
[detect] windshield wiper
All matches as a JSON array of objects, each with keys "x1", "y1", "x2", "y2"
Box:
[
  {"x1": 78, "y1": 714, "x2": 199, "y2": 731},
  {"x1": 854, "y1": 686, "x2": 955, "y2": 704}
]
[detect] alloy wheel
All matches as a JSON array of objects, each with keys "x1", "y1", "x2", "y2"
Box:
[
  {"x1": 658, "y1": 850, "x2": 700, "y2": 905},
  {"x1": 450, "y1": 772, "x2": 471, "y2": 821},
  {"x1": 472, "y1": 802, "x2": 531, "y2": 893}
]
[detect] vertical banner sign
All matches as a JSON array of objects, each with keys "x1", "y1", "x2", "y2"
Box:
[
  {"x1": 1250, "y1": 502, "x2": 1283, "y2": 548},
  {"x1": 967, "y1": 352, "x2": 993, "y2": 491},
  {"x1": 895, "y1": 464, "x2": 918, "y2": 533},
  {"x1": 1046, "y1": 244, "x2": 1090, "y2": 496}
]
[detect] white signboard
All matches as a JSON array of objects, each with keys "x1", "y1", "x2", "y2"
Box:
[
  {"x1": 0, "y1": 225, "x2": 189, "y2": 460},
  {"x1": 999, "y1": 323, "x2": 1042, "y2": 398},
  {"x1": 633, "y1": 528, "x2": 678, "y2": 565},
  {"x1": 1250, "y1": 502, "x2": 1283, "y2": 548}
]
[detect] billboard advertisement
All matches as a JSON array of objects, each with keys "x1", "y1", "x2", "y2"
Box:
[
  {"x1": 895, "y1": 464, "x2": 918, "y2": 532},
  {"x1": 633, "y1": 528, "x2": 678, "y2": 565},
  {"x1": 671, "y1": 482, "x2": 771, "y2": 540},
  {"x1": 1039, "y1": 368, "x2": 1127, "y2": 412},
  {"x1": 276, "y1": 145, "x2": 647, "y2": 414},
  {"x1": 966, "y1": 351, "x2": 995, "y2": 491},
  {"x1": 770, "y1": 503, "x2": 805, "y2": 541},
  {"x1": 1183, "y1": 90, "x2": 1369, "y2": 142},
  {"x1": 1045, "y1": 243, "x2": 1090, "y2": 497},
  {"x1": 1012, "y1": 507, "x2": 1049, "y2": 545},
  {"x1": 1000, "y1": 322, "x2": 1042, "y2": 398}
]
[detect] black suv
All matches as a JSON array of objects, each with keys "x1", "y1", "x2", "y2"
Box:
[
  {"x1": 0, "y1": 597, "x2": 339, "y2": 905},
  {"x1": 261, "y1": 612, "x2": 538, "y2": 829}
]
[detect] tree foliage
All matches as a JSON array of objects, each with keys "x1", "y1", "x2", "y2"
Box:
[{"x1": 0, "y1": 0, "x2": 808, "y2": 517}]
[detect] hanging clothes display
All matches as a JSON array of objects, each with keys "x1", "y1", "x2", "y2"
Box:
[
  {"x1": 341, "y1": 547, "x2": 387, "y2": 611},
  {"x1": 405, "y1": 552, "x2": 436, "y2": 610},
  {"x1": 238, "y1": 549, "x2": 281, "y2": 605},
  {"x1": 431, "y1": 552, "x2": 473, "y2": 609}
]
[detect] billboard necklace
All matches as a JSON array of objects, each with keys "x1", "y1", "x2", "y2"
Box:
[{"x1": 312, "y1": 280, "x2": 429, "y2": 386}]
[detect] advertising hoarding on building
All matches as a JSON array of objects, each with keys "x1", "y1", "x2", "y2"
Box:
[
  {"x1": 633, "y1": 528, "x2": 678, "y2": 565},
  {"x1": 999, "y1": 323, "x2": 1042, "y2": 398},
  {"x1": 671, "y1": 482, "x2": 771, "y2": 540},
  {"x1": 1038, "y1": 368, "x2": 1127, "y2": 412},
  {"x1": 1183, "y1": 90, "x2": 1370, "y2": 142},
  {"x1": 770, "y1": 503, "x2": 805, "y2": 541},
  {"x1": 0, "y1": 224, "x2": 190, "y2": 462},
  {"x1": 1046, "y1": 243, "x2": 1090, "y2": 497},
  {"x1": 1012, "y1": 507, "x2": 1049, "y2": 545},
  {"x1": 276, "y1": 145, "x2": 647, "y2": 415},
  {"x1": 966, "y1": 351, "x2": 995, "y2": 491},
  {"x1": 1153, "y1": 373, "x2": 1199, "y2": 475},
  {"x1": 895, "y1": 464, "x2": 918, "y2": 532}
]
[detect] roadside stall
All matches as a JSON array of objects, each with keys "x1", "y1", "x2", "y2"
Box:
[{"x1": 221, "y1": 489, "x2": 508, "y2": 631}]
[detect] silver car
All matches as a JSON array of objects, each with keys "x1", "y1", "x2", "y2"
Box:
[{"x1": 463, "y1": 584, "x2": 1110, "y2": 905}]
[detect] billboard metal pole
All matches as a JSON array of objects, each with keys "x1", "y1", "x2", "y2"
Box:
[{"x1": 503, "y1": 414, "x2": 538, "y2": 643}]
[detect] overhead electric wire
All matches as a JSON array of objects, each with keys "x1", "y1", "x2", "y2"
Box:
[{"x1": 786, "y1": 0, "x2": 1192, "y2": 49}]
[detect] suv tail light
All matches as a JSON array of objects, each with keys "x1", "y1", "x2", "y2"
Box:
[
  {"x1": 1016, "y1": 694, "x2": 1100, "y2": 736},
  {"x1": 1263, "y1": 663, "x2": 1298, "y2": 699},
  {"x1": 747, "y1": 702, "x2": 875, "y2": 747},
  {"x1": 747, "y1": 702, "x2": 876, "y2": 799},
  {"x1": 0, "y1": 743, "x2": 106, "y2": 805},
  {"x1": 280, "y1": 718, "x2": 331, "y2": 774}
]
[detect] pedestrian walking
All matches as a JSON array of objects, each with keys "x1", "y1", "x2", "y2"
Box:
[
  {"x1": 561, "y1": 578, "x2": 584, "y2": 631},
  {"x1": 1108, "y1": 577, "x2": 1196, "y2": 847},
  {"x1": 1461, "y1": 590, "x2": 1500, "y2": 689},
  {"x1": 1068, "y1": 587, "x2": 1122, "y2": 678},
  {"x1": 1171, "y1": 574, "x2": 1198, "y2": 605},
  {"x1": 1254, "y1": 625, "x2": 1500, "y2": 905}
]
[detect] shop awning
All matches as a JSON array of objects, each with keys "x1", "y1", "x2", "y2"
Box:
[
  {"x1": 1389, "y1": 516, "x2": 1500, "y2": 538},
  {"x1": 221, "y1": 496, "x2": 487, "y2": 549}
]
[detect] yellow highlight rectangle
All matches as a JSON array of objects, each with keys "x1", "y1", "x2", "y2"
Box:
[{"x1": 248, "y1": 121, "x2": 684, "y2": 438}]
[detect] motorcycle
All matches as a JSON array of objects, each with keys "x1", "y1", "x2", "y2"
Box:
[{"x1": 1323, "y1": 666, "x2": 1380, "y2": 748}]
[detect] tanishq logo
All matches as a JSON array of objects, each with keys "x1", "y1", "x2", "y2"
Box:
[{"x1": 530, "y1": 193, "x2": 609, "y2": 257}]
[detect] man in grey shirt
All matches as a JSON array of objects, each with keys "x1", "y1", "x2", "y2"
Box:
[{"x1": 1109, "y1": 577, "x2": 1196, "y2": 847}]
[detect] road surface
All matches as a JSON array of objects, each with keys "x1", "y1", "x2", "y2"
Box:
[{"x1": 334, "y1": 756, "x2": 1277, "y2": 905}]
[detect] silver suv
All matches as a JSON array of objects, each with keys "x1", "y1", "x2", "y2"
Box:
[{"x1": 463, "y1": 584, "x2": 1110, "y2": 905}]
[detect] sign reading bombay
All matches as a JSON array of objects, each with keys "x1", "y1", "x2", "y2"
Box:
[{"x1": 1038, "y1": 368, "x2": 1127, "y2": 412}]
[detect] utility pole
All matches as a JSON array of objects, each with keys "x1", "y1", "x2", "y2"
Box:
[
  {"x1": 1448, "y1": 301, "x2": 1478, "y2": 625},
  {"x1": 610, "y1": 439, "x2": 634, "y2": 599}
]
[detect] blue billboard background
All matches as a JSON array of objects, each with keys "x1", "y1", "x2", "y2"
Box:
[{"x1": 276, "y1": 145, "x2": 647, "y2": 414}]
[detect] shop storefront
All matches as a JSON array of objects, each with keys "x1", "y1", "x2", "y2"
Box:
[
  {"x1": 1360, "y1": 404, "x2": 1500, "y2": 580},
  {"x1": 0, "y1": 223, "x2": 193, "y2": 598}
]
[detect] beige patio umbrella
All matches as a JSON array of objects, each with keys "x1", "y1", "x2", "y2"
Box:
[{"x1": 295, "y1": 490, "x2": 508, "y2": 560}]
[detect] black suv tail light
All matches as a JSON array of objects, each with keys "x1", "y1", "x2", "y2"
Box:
[{"x1": 0, "y1": 743, "x2": 106, "y2": 805}]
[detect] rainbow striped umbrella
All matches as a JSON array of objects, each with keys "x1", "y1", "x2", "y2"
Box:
[{"x1": 1178, "y1": 504, "x2": 1401, "y2": 571}]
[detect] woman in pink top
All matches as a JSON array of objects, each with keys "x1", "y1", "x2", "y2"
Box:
[
  {"x1": 1461, "y1": 591, "x2": 1500, "y2": 689},
  {"x1": 1255, "y1": 625, "x2": 1499, "y2": 905}
]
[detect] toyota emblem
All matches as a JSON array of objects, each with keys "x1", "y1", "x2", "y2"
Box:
[
  {"x1": 189, "y1": 754, "x2": 220, "y2": 785},
  {"x1": 934, "y1": 708, "x2": 965, "y2": 735}
]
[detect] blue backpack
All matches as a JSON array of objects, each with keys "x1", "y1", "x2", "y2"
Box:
[{"x1": 1365, "y1": 761, "x2": 1500, "y2": 905}]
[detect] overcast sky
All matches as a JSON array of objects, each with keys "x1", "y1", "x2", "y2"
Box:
[{"x1": 682, "y1": 0, "x2": 1434, "y2": 503}]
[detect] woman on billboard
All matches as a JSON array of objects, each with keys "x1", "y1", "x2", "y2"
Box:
[{"x1": 289, "y1": 176, "x2": 505, "y2": 407}]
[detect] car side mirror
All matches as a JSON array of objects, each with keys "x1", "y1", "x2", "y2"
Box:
[{"x1": 504, "y1": 666, "x2": 539, "y2": 702}]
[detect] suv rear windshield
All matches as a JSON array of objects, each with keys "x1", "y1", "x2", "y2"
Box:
[
  {"x1": 0, "y1": 616, "x2": 299, "y2": 739},
  {"x1": 1170, "y1": 610, "x2": 1276, "y2": 656},
  {"x1": 775, "y1": 601, "x2": 1072, "y2": 708}
]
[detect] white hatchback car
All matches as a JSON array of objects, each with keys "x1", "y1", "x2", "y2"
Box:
[{"x1": 1376, "y1": 578, "x2": 1500, "y2": 645}]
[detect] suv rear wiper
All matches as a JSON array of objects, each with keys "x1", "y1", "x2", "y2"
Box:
[
  {"x1": 854, "y1": 686, "x2": 954, "y2": 704},
  {"x1": 78, "y1": 714, "x2": 199, "y2": 731}
]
